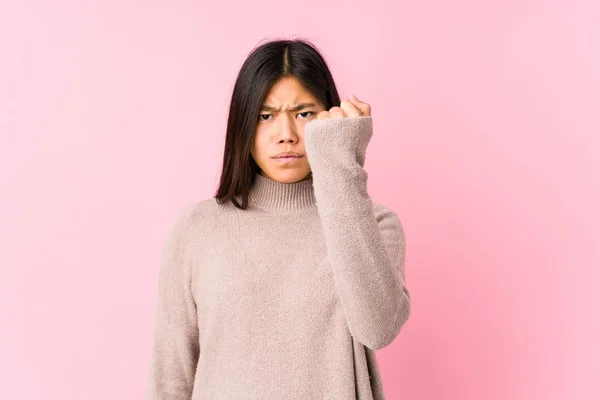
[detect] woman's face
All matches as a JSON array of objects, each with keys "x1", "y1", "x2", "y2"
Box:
[{"x1": 251, "y1": 77, "x2": 326, "y2": 184}]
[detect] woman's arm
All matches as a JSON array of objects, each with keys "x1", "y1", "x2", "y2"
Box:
[
  {"x1": 146, "y1": 203, "x2": 200, "y2": 399},
  {"x1": 305, "y1": 116, "x2": 411, "y2": 350}
]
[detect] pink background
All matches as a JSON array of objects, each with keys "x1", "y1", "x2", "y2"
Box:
[{"x1": 1, "y1": 1, "x2": 598, "y2": 399}]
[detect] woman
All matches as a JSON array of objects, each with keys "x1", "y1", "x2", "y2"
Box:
[{"x1": 146, "y1": 38, "x2": 411, "y2": 399}]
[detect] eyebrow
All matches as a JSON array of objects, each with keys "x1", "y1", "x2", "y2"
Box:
[{"x1": 260, "y1": 102, "x2": 316, "y2": 112}]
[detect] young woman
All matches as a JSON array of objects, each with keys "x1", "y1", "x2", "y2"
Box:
[{"x1": 146, "y1": 38, "x2": 411, "y2": 400}]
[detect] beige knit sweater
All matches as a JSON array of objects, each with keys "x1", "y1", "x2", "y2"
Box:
[{"x1": 146, "y1": 116, "x2": 411, "y2": 399}]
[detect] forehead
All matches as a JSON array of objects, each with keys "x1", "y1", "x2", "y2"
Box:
[{"x1": 263, "y1": 77, "x2": 318, "y2": 104}]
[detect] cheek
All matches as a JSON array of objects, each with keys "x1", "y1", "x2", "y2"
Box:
[
  {"x1": 252, "y1": 130, "x2": 270, "y2": 160},
  {"x1": 297, "y1": 126, "x2": 307, "y2": 144}
]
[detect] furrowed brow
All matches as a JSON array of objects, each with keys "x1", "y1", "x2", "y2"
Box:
[{"x1": 260, "y1": 103, "x2": 316, "y2": 112}]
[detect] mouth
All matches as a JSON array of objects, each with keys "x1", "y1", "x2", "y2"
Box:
[
  {"x1": 273, "y1": 152, "x2": 302, "y2": 159},
  {"x1": 274, "y1": 155, "x2": 302, "y2": 163}
]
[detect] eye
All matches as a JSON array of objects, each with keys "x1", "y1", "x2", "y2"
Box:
[
  {"x1": 298, "y1": 111, "x2": 314, "y2": 119},
  {"x1": 259, "y1": 114, "x2": 273, "y2": 121}
]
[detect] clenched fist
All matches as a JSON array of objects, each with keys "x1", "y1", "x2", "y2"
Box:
[{"x1": 316, "y1": 94, "x2": 371, "y2": 120}]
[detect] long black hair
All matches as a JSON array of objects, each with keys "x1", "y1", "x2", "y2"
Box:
[{"x1": 214, "y1": 38, "x2": 341, "y2": 210}]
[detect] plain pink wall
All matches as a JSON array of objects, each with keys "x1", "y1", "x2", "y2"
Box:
[{"x1": 1, "y1": 0, "x2": 598, "y2": 399}]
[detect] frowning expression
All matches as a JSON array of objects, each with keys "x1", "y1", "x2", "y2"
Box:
[{"x1": 251, "y1": 77, "x2": 326, "y2": 183}]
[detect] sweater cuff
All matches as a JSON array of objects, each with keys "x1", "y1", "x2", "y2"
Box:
[{"x1": 304, "y1": 116, "x2": 373, "y2": 169}]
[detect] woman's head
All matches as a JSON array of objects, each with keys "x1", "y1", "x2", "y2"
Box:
[{"x1": 215, "y1": 38, "x2": 341, "y2": 210}]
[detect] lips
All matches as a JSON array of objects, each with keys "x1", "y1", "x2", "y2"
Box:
[{"x1": 273, "y1": 152, "x2": 302, "y2": 159}]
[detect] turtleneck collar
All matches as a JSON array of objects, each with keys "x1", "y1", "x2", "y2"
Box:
[{"x1": 248, "y1": 173, "x2": 317, "y2": 212}]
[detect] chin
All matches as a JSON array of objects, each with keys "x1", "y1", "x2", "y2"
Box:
[{"x1": 264, "y1": 169, "x2": 311, "y2": 184}]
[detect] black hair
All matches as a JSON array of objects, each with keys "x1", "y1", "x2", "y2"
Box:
[{"x1": 214, "y1": 38, "x2": 341, "y2": 210}]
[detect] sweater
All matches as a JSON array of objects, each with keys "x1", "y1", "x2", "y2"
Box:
[{"x1": 146, "y1": 116, "x2": 411, "y2": 399}]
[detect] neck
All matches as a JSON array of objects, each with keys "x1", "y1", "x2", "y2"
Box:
[{"x1": 249, "y1": 173, "x2": 317, "y2": 212}]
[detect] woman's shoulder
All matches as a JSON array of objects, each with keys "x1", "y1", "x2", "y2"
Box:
[
  {"x1": 177, "y1": 197, "x2": 220, "y2": 216},
  {"x1": 166, "y1": 197, "x2": 225, "y2": 236}
]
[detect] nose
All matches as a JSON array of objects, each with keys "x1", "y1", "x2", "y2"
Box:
[{"x1": 277, "y1": 115, "x2": 298, "y2": 143}]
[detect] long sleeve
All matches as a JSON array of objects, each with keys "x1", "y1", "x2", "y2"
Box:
[
  {"x1": 146, "y1": 203, "x2": 200, "y2": 399},
  {"x1": 304, "y1": 116, "x2": 411, "y2": 350}
]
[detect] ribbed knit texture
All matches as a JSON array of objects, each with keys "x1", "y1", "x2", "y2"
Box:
[{"x1": 146, "y1": 116, "x2": 411, "y2": 399}]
